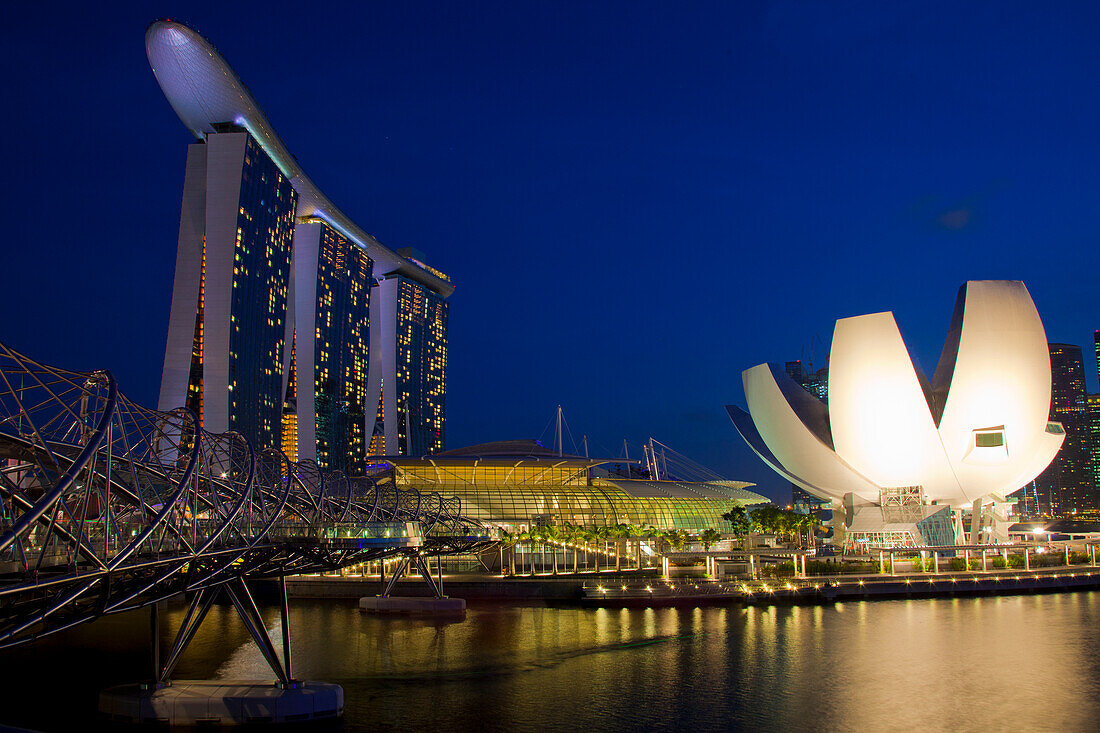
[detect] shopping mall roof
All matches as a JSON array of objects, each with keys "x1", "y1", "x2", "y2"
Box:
[{"x1": 599, "y1": 479, "x2": 765, "y2": 503}]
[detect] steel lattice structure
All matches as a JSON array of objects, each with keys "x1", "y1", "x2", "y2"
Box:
[{"x1": 0, "y1": 342, "x2": 492, "y2": 656}]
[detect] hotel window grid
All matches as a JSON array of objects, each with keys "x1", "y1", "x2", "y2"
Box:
[
  {"x1": 313, "y1": 224, "x2": 372, "y2": 475},
  {"x1": 224, "y1": 135, "x2": 298, "y2": 450},
  {"x1": 395, "y1": 277, "x2": 448, "y2": 456}
]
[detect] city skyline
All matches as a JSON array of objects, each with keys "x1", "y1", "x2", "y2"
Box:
[{"x1": 4, "y1": 3, "x2": 1100, "y2": 500}]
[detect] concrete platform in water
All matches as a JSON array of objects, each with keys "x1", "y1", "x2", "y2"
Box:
[
  {"x1": 98, "y1": 680, "x2": 342, "y2": 726},
  {"x1": 358, "y1": 595, "x2": 467, "y2": 615}
]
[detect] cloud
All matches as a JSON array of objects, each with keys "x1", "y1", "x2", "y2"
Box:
[{"x1": 937, "y1": 207, "x2": 972, "y2": 230}]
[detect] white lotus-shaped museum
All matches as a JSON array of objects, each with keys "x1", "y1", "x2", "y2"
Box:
[{"x1": 729, "y1": 281, "x2": 1064, "y2": 509}]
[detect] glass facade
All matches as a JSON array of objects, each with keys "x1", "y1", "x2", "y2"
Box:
[
  {"x1": 382, "y1": 459, "x2": 766, "y2": 531},
  {"x1": 1035, "y1": 343, "x2": 1091, "y2": 514},
  {"x1": 395, "y1": 277, "x2": 448, "y2": 455},
  {"x1": 313, "y1": 224, "x2": 372, "y2": 474},
  {"x1": 1088, "y1": 394, "x2": 1100, "y2": 495},
  {"x1": 226, "y1": 135, "x2": 298, "y2": 450}
]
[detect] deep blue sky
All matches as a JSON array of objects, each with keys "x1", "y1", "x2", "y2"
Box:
[{"x1": 4, "y1": 2, "x2": 1099, "y2": 501}]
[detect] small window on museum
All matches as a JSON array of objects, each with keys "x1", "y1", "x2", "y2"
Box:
[{"x1": 975, "y1": 432, "x2": 1004, "y2": 448}]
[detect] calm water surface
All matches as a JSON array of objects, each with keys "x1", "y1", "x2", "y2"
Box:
[{"x1": 2, "y1": 592, "x2": 1098, "y2": 731}]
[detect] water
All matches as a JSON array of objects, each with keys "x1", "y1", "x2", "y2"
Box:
[{"x1": 2, "y1": 592, "x2": 1099, "y2": 731}]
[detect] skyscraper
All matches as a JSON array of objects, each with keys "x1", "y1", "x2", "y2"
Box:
[
  {"x1": 366, "y1": 251, "x2": 449, "y2": 457},
  {"x1": 148, "y1": 21, "x2": 454, "y2": 471},
  {"x1": 1086, "y1": 393, "x2": 1100, "y2": 494},
  {"x1": 786, "y1": 357, "x2": 830, "y2": 512},
  {"x1": 1033, "y1": 343, "x2": 1090, "y2": 514},
  {"x1": 290, "y1": 220, "x2": 374, "y2": 474},
  {"x1": 158, "y1": 129, "x2": 298, "y2": 449},
  {"x1": 1095, "y1": 330, "x2": 1099, "y2": 381},
  {"x1": 1088, "y1": 330, "x2": 1100, "y2": 496}
]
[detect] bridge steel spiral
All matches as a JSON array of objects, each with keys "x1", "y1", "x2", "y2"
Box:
[{"x1": 0, "y1": 342, "x2": 493, "y2": 651}]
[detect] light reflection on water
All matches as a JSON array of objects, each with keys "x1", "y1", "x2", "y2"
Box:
[{"x1": 2, "y1": 592, "x2": 1099, "y2": 731}]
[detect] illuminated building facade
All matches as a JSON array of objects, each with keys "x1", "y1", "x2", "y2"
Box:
[
  {"x1": 1087, "y1": 394, "x2": 1100, "y2": 497},
  {"x1": 1091, "y1": 331, "x2": 1100, "y2": 495},
  {"x1": 148, "y1": 20, "x2": 453, "y2": 470},
  {"x1": 158, "y1": 130, "x2": 298, "y2": 449},
  {"x1": 377, "y1": 441, "x2": 767, "y2": 531},
  {"x1": 290, "y1": 220, "x2": 373, "y2": 474},
  {"x1": 1034, "y1": 344, "x2": 1091, "y2": 514},
  {"x1": 365, "y1": 265, "x2": 449, "y2": 457}
]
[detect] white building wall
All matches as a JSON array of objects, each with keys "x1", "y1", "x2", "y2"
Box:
[
  {"x1": 290, "y1": 222, "x2": 321, "y2": 462},
  {"x1": 828, "y1": 311, "x2": 964, "y2": 503},
  {"x1": 742, "y1": 363, "x2": 881, "y2": 503},
  {"x1": 158, "y1": 143, "x2": 207, "y2": 413},
  {"x1": 365, "y1": 276, "x2": 399, "y2": 455},
  {"x1": 935, "y1": 281, "x2": 1064, "y2": 498},
  {"x1": 198, "y1": 133, "x2": 248, "y2": 435}
]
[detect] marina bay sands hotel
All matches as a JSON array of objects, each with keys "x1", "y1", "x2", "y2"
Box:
[{"x1": 147, "y1": 20, "x2": 449, "y2": 473}]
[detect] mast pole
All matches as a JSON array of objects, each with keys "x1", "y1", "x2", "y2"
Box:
[{"x1": 557, "y1": 405, "x2": 563, "y2": 457}]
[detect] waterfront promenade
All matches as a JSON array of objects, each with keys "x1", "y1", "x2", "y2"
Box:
[{"x1": 287, "y1": 551, "x2": 1100, "y2": 606}]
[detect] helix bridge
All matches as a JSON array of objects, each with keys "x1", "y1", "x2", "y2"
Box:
[{"x1": 0, "y1": 341, "x2": 493, "y2": 688}]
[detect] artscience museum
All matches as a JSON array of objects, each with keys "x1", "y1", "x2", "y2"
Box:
[{"x1": 729, "y1": 281, "x2": 1064, "y2": 550}]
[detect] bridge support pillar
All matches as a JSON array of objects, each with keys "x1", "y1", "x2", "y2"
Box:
[
  {"x1": 279, "y1": 575, "x2": 293, "y2": 681},
  {"x1": 148, "y1": 601, "x2": 160, "y2": 688},
  {"x1": 226, "y1": 579, "x2": 291, "y2": 687},
  {"x1": 158, "y1": 587, "x2": 219, "y2": 684},
  {"x1": 413, "y1": 555, "x2": 445, "y2": 599}
]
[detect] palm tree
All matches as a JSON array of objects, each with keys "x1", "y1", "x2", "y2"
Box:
[
  {"x1": 612, "y1": 523, "x2": 629, "y2": 572},
  {"x1": 513, "y1": 529, "x2": 529, "y2": 575},
  {"x1": 722, "y1": 506, "x2": 752, "y2": 550},
  {"x1": 498, "y1": 528, "x2": 516, "y2": 576},
  {"x1": 533, "y1": 526, "x2": 548, "y2": 574},
  {"x1": 544, "y1": 525, "x2": 561, "y2": 574},
  {"x1": 800, "y1": 513, "x2": 819, "y2": 549},
  {"x1": 557, "y1": 523, "x2": 576, "y2": 573},
  {"x1": 580, "y1": 527, "x2": 595, "y2": 571},
  {"x1": 664, "y1": 529, "x2": 687, "y2": 552},
  {"x1": 573, "y1": 524, "x2": 584, "y2": 573},
  {"x1": 593, "y1": 525, "x2": 612, "y2": 573},
  {"x1": 625, "y1": 524, "x2": 644, "y2": 570},
  {"x1": 700, "y1": 528, "x2": 721, "y2": 551}
]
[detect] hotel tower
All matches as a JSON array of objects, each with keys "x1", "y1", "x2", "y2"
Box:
[{"x1": 148, "y1": 20, "x2": 452, "y2": 473}]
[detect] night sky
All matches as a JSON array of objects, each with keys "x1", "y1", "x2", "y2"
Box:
[{"x1": 4, "y1": 2, "x2": 1099, "y2": 502}]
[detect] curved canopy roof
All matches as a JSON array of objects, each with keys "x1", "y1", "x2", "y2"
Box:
[{"x1": 145, "y1": 20, "x2": 453, "y2": 297}]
